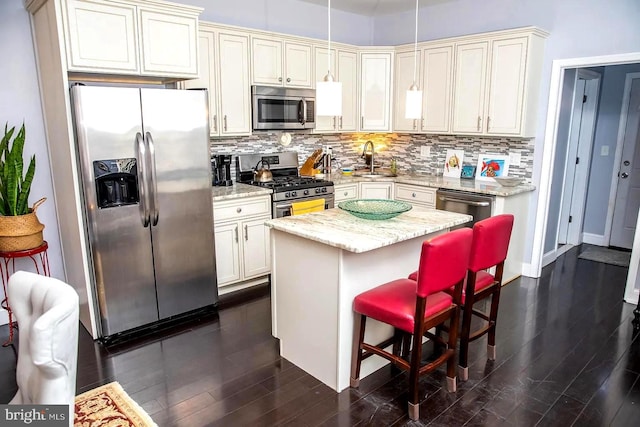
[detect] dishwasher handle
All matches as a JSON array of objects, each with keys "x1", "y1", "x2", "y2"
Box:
[{"x1": 438, "y1": 195, "x2": 491, "y2": 207}]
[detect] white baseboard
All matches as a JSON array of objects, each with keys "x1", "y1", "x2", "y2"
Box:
[
  {"x1": 582, "y1": 233, "x2": 606, "y2": 246},
  {"x1": 624, "y1": 288, "x2": 639, "y2": 305},
  {"x1": 521, "y1": 262, "x2": 539, "y2": 278},
  {"x1": 542, "y1": 249, "x2": 557, "y2": 268},
  {"x1": 0, "y1": 308, "x2": 8, "y2": 326}
]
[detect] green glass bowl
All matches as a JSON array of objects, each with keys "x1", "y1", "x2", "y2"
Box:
[{"x1": 338, "y1": 199, "x2": 412, "y2": 220}]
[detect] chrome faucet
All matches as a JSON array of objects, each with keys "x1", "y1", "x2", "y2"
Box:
[{"x1": 362, "y1": 140, "x2": 375, "y2": 173}]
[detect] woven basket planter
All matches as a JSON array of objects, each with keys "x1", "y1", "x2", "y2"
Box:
[{"x1": 0, "y1": 198, "x2": 45, "y2": 252}]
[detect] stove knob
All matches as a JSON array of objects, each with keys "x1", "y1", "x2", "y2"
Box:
[
  {"x1": 304, "y1": 190, "x2": 310, "y2": 195},
  {"x1": 291, "y1": 191, "x2": 297, "y2": 197},
  {"x1": 315, "y1": 188, "x2": 321, "y2": 194},
  {"x1": 285, "y1": 192, "x2": 290, "y2": 197},
  {"x1": 322, "y1": 187, "x2": 327, "y2": 193}
]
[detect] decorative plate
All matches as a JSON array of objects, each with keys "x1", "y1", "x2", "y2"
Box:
[{"x1": 338, "y1": 199, "x2": 412, "y2": 220}]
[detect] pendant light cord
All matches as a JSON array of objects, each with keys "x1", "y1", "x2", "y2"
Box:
[
  {"x1": 327, "y1": 0, "x2": 332, "y2": 75},
  {"x1": 413, "y1": 0, "x2": 418, "y2": 84}
]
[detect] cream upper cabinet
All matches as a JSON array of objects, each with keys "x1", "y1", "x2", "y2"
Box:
[
  {"x1": 359, "y1": 52, "x2": 393, "y2": 132},
  {"x1": 182, "y1": 26, "x2": 251, "y2": 137},
  {"x1": 314, "y1": 48, "x2": 357, "y2": 132},
  {"x1": 421, "y1": 45, "x2": 453, "y2": 133},
  {"x1": 452, "y1": 41, "x2": 489, "y2": 134},
  {"x1": 63, "y1": 0, "x2": 200, "y2": 78},
  {"x1": 393, "y1": 50, "x2": 421, "y2": 132},
  {"x1": 252, "y1": 37, "x2": 312, "y2": 87},
  {"x1": 452, "y1": 29, "x2": 547, "y2": 137}
]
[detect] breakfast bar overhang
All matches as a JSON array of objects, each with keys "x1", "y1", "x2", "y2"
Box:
[{"x1": 265, "y1": 207, "x2": 472, "y2": 392}]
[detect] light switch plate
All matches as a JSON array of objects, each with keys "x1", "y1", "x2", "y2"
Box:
[
  {"x1": 509, "y1": 152, "x2": 521, "y2": 167},
  {"x1": 601, "y1": 145, "x2": 609, "y2": 156},
  {"x1": 420, "y1": 146, "x2": 430, "y2": 158}
]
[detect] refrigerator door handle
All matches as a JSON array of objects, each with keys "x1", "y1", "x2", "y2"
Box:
[
  {"x1": 145, "y1": 132, "x2": 160, "y2": 226},
  {"x1": 135, "y1": 132, "x2": 150, "y2": 227}
]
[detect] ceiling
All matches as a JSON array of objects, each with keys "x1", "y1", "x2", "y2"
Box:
[{"x1": 297, "y1": 0, "x2": 454, "y2": 17}]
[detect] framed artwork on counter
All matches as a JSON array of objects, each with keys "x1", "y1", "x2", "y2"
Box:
[
  {"x1": 443, "y1": 149, "x2": 464, "y2": 178},
  {"x1": 476, "y1": 154, "x2": 510, "y2": 180}
]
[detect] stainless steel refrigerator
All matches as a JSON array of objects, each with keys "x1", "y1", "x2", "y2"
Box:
[{"x1": 71, "y1": 85, "x2": 217, "y2": 339}]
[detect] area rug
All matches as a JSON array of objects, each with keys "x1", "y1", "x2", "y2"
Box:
[
  {"x1": 578, "y1": 246, "x2": 631, "y2": 267},
  {"x1": 75, "y1": 381, "x2": 158, "y2": 427}
]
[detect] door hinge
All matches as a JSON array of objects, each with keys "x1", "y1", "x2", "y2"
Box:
[
  {"x1": 583, "y1": 95, "x2": 587, "y2": 103},
  {"x1": 569, "y1": 215, "x2": 573, "y2": 223},
  {"x1": 576, "y1": 157, "x2": 580, "y2": 165}
]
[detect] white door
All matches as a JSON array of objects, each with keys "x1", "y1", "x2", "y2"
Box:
[
  {"x1": 558, "y1": 70, "x2": 600, "y2": 245},
  {"x1": 284, "y1": 42, "x2": 312, "y2": 87},
  {"x1": 218, "y1": 32, "x2": 251, "y2": 135},
  {"x1": 360, "y1": 52, "x2": 392, "y2": 131},
  {"x1": 611, "y1": 76, "x2": 640, "y2": 248},
  {"x1": 314, "y1": 47, "x2": 337, "y2": 132},
  {"x1": 338, "y1": 50, "x2": 358, "y2": 132},
  {"x1": 393, "y1": 50, "x2": 421, "y2": 132},
  {"x1": 422, "y1": 45, "x2": 453, "y2": 133},
  {"x1": 252, "y1": 38, "x2": 283, "y2": 85},
  {"x1": 452, "y1": 41, "x2": 488, "y2": 134}
]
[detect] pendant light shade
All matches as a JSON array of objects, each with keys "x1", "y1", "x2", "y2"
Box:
[
  {"x1": 316, "y1": 0, "x2": 342, "y2": 117},
  {"x1": 405, "y1": 0, "x2": 423, "y2": 120}
]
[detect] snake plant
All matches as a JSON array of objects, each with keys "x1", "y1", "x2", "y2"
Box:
[{"x1": 0, "y1": 123, "x2": 36, "y2": 216}]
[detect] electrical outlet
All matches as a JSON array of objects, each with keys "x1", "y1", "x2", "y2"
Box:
[
  {"x1": 601, "y1": 145, "x2": 609, "y2": 156},
  {"x1": 420, "y1": 146, "x2": 430, "y2": 158},
  {"x1": 509, "y1": 152, "x2": 521, "y2": 167}
]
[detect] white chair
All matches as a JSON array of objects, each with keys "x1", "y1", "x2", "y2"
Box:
[{"x1": 8, "y1": 271, "x2": 79, "y2": 427}]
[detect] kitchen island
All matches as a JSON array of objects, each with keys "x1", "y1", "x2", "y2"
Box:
[{"x1": 265, "y1": 206, "x2": 471, "y2": 391}]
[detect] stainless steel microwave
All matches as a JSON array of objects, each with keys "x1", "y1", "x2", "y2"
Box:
[{"x1": 252, "y1": 86, "x2": 315, "y2": 130}]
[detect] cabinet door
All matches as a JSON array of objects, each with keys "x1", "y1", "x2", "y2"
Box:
[
  {"x1": 139, "y1": 9, "x2": 198, "y2": 76},
  {"x1": 422, "y1": 46, "x2": 453, "y2": 133},
  {"x1": 218, "y1": 32, "x2": 252, "y2": 135},
  {"x1": 314, "y1": 47, "x2": 337, "y2": 132},
  {"x1": 285, "y1": 42, "x2": 312, "y2": 87},
  {"x1": 214, "y1": 223, "x2": 241, "y2": 286},
  {"x1": 393, "y1": 51, "x2": 421, "y2": 132},
  {"x1": 359, "y1": 182, "x2": 393, "y2": 199},
  {"x1": 183, "y1": 31, "x2": 218, "y2": 136},
  {"x1": 241, "y1": 217, "x2": 271, "y2": 279},
  {"x1": 486, "y1": 37, "x2": 528, "y2": 135},
  {"x1": 338, "y1": 50, "x2": 358, "y2": 132},
  {"x1": 394, "y1": 184, "x2": 436, "y2": 208},
  {"x1": 360, "y1": 53, "x2": 392, "y2": 131},
  {"x1": 64, "y1": 0, "x2": 139, "y2": 73},
  {"x1": 252, "y1": 38, "x2": 283, "y2": 85},
  {"x1": 335, "y1": 184, "x2": 358, "y2": 202},
  {"x1": 452, "y1": 41, "x2": 488, "y2": 134}
]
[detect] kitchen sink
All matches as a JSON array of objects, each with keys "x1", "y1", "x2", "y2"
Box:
[{"x1": 353, "y1": 169, "x2": 397, "y2": 178}]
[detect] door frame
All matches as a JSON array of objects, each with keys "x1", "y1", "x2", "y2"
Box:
[
  {"x1": 604, "y1": 72, "x2": 640, "y2": 245},
  {"x1": 529, "y1": 52, "x2": 640, "y2": 278},
  {"x1": 557, "y1": 69, "x2": 601, "y2": 246}
]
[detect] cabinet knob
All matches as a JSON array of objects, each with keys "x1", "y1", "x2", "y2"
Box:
[
  {"x1": 412, "y1": 193, "x2": 417, "y2": 197},
  {"x1": 286, "y1": 77, "x2": 291, "y2": 83},
  {"x1": 236, "y1": 207, "x2": 242, "y2": 213},
  {"x1": 344, "y1": 192, "x2": 348, "y2": 196},
  {"x1": 278, "y1": 77, "x2": 283, "y2": 82}
]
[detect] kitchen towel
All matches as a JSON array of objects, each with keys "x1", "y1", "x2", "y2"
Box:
[{"x1": 292, "y1": 198, "x2": 325, "y2": 216}]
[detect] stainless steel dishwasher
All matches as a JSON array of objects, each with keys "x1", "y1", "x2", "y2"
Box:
[{"x1": 436, "y1": 189, "x2": 494, "y2": 229}]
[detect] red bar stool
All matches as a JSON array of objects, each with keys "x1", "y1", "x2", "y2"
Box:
[
  {"x1": 458, "y1": 214, "x2": 514, "y2": 380},
  {"x1": 350, "y1": 228, "x2": 473, "y2": 421}
]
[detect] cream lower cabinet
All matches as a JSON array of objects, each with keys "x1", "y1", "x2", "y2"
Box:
[
  {"x1": 62, "y1": 0, "x2": 200, "y2": 78},
  {"x1": 182, "y1": 25, "x2": 251, "y2": 136},
  {"x1": 334, "y1": 183, "x2": 358, "y2": 203},
  {"x1": 213, "y1": 196, "x2": 271, "y2": 292},
  {"x1": 359, "y1": 182, "x2": 393, "y2": 199},
  {"x1": 394, "y1": 184, "x2": 436, "y2": 209}
]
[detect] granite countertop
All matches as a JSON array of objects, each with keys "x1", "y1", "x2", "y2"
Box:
[
  {"x1": 328, "y1": 172, "x2": 535, "y2": 197},
  {"x1": 212, "y1": 182, "x2": 272, "y2": 201},
  {"x1": 264, "y1": 206, "x2": 472, "y2": 253}
]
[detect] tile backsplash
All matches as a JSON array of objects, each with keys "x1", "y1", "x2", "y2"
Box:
[{"x1": 210, "y1": 132, "x2": 534, "y2": 182}]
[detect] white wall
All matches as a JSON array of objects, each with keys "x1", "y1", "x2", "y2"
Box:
[
  {"x1": 184, "y1": 0, "x2": 373, "y2": 45},
  {"x1": 0, "y1": 0, "x2": 65, "y2": 317},
  {"x1": 374, "y1": 0, "x2": 640, "y2": 263}
]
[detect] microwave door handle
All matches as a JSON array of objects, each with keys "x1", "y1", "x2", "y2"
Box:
[
  {"x1": 135, "y1": 132, "x2": 150, "y2": 227},
  {"x1": 299, "y1": 99, "x2": 306, "y2": 126}
]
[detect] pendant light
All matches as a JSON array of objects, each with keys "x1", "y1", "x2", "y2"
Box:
[
  {"x1": 316, "y1": 0, "x2": 342, "y2": 116},
  {"x1": 405, "y1": 0, "x2": 423, "y2": 119}
]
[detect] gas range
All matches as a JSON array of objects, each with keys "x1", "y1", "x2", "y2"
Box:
[{"x1": 236, "y1": 152, "x2": 334, "y2": 217}]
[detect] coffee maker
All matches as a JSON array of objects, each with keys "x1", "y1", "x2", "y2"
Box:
[{"x1": 211, "y1": 154, "x2": 233, "y2": 186}]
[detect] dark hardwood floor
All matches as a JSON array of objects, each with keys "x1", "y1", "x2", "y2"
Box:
[{"x1": 1, "y1": 244, "x2": 639, "y2": 426}]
